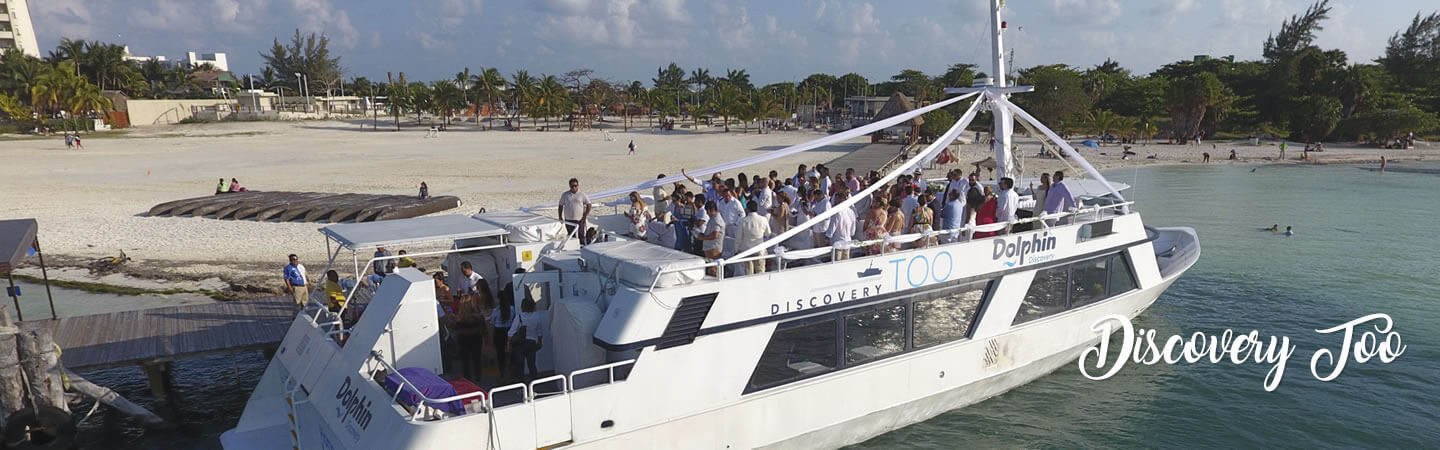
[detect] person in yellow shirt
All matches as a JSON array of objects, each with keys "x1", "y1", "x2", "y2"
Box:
[
  {"x1": 324, "y1": 270, "x2": 346, "y2": 312},
  {"x1": 396, "y1": 249, "x2": 417, "y2": 269}
]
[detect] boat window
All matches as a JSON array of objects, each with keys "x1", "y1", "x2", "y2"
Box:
[
  {"x1": 844, "y1": 303, "x2": 906, "y2": 365},
  {"x1": 1014, "y1": 266, "x2": 1069, "y2": 324},
  {"x1": 1108, "y1": 254, "x2": 1138, "y2": 296},
  {"x1": 747, "y1": 318, "x2": 838, "y2": 391},
  {"x1": 1078, "y1": 219, "x2": 1115, "y2": 242},
  {"x1": 912, "y1": 281, "x2": 989, "y2": 349},
  {"x1": 1068, "y1": 257, "x2": 1109, "y2": 308}
]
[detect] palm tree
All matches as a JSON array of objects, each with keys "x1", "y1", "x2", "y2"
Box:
[
  {"x1": 432, "y1": 80, "x2": 465, "y2": 127},
  {"x1": 509, "y1": 70, "x2": 535, "y2": 127},
  {"x1": 1137, "y1": 121, "x2": 1159, "y2": 145},
  {"x1": 749, "y1": 93, "x2": 786, "y2": 134},
  {"x1": 455, "y1": 68, "x2": 471, "y2": 116},
  {"x1": 471, "y1": 67, "x2": 505, "y2": 120},
  {"x1": 722, "y1": 69, "x2": 751, "y2": 90},
  {"x1": 1084, "y1": 110, "x2": 1123, "y2": 143},
  {"x1": 534, "y1": 74, "x2": 568, "y2": 129},
  {"x1": 53, "y1": 38, "x2": 86, "y2": 76},
  {"x1": 386, "y1": 72, "x2": 411, "y2": 130},
  {"x1": 709, "y1": 83, "x2": 741, "y2": 132},
  {"x1": 85, "y1": 42, "x2": 127, "y2": 90},
  {"x1": 408, "y1": 81, "x2": 433, "y2": 124}
]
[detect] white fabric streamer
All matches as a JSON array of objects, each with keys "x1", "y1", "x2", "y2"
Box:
[
  {"x1": 525, "y1": 91, "x2": 981, "y2": 209},
  {"x1": 989, "y1": 92, "x2": 1127, "y2": 204}
]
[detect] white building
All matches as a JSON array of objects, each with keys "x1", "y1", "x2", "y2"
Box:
[
  {"x1": 0, "y1": 0, "x2": 41, "y2": 57},
  {"x1": 187, "y1": 51, "x2": 228, "y2": 71},
  {"x1": 122, "y1": 46, "x2": 169, "y2": 65}
]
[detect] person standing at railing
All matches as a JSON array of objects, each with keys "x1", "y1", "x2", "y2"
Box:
[
  {"x1": 826, "y1": 191, "x2": 857, "y2": 260},
  {"x1": 559, "y1": 178, "x2": 593, "y2": 245},
  {"x1": 809, "y1": 189, "x2": 831, "y2": 249},
  {"x1": 1030, "y1": 173, "x2": 1051, "y2": 222},
  {"x1": 942, "y1": 190, "x2": 965, "y2": 243},
  {"x1": 735, "y1": 202, "x2": 772, "y2": 275},
  {"x1": 1043, "y1": 171, "x2": 1076, "y2": 225},
  {"x1": 995, "y1": 177, "x2": 1019, "y2": 236},
  {"x1": 699, "y1": 202, "x2": 725, "y2": 277}
]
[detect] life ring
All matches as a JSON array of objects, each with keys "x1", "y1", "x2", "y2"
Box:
[{"x1": 3, "y1": 406, "x2": 77, "y2": 450}]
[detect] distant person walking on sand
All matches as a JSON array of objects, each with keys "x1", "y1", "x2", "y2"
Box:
[
  {"x1": 1279, "y1": 142, "x2": 1287, "y2": 160},
  {"x1": 73, "y1": 136, "x2": 83, "y2": 150},
  {"x1": 1380, "y1": 156, "x2": 1387, "y2": 173},
  {"x1": 628, "y1": 140, "x2": 636, "y2": 155},
  {"x1": 64, "y1": 133, "x2": 74, "y2": 149},
  {"x1": 283, "y1": 254, "x2": 309, "y2": 307}
]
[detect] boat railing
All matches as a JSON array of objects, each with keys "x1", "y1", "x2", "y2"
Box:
[
  {"x1": 643, "y1": 201, "x2": 1135, "y2": 290},
  {"x1": 570, "y1": 359, "x2": 636, "y2": 391},
  {"x1": 488, "y1": 382, "x2": 530, "y2": 409},
  {"x1": 364, "y1": 350, "x2": 491, "y2": 421}
]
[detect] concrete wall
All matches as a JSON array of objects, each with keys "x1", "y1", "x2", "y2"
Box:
[{"x1": 126, "y1": 99, "x2": 235, "y2": 126}]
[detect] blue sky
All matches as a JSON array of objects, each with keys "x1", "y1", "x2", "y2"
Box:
[{"x1": 32, "y1": 0, "x2": 1437, "y2": 85}]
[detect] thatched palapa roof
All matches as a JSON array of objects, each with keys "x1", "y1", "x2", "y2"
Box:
[{"x1": 871, "y1": 92, "x2": 923, "y2": 126}]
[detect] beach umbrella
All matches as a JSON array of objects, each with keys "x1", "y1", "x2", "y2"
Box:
[
  {"x1": 971, "y1": 156, "x2": 997, "y2": 171},
  {"x1": 1081, "y1": 139, "x2": 1099, "y2": 148}
]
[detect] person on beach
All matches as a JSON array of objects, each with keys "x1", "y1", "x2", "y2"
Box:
[
  {"x1": 73, "y1": 136, "x2": 83, "y2": 150},
  {"x1": 216, "y1": 178, "x2": 228, "y2": 195},
  {"x1": 1203, "y1": 152, "x2": 1210, "y2": 163},
  {"x1": 1279, "y1": 142, "x2": 1287, "y2": 160},
  {"x1": 628, "y1": 140, "x2": 636, "y2": 155},
  {"x1": 419, "y1": 182, "x2": 430, "y2": 200},
  {"x1": 1229, "y1": 149, "x2": 1238, "y2": 160},
  {"x1": 425, "y1": 125, "x2": 439, "y2": 138},
  {"x1": 559, "y1": 178, "x2": 593, "y2": 245},
  {"x1": 282, "y1": 254, "x2": 309, "y2": 307},
  {"x1": 64, "y1": 134, "x2": 74, "y2": 149},
  {"x1": 1380, "y1": 156, "x2": 1387, "y2": 173},
  {"x1": 229, "y1": 178, "x2": 245, "y2": 193}
]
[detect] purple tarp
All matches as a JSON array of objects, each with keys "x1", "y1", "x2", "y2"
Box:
[{"x1": 384, "y1": 367, "x2": 464, "y2": 415}]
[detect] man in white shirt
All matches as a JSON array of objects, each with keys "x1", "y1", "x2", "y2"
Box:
[
  {"x1": 995, "y1": 177, "x2": 1020, "y2": 234},
  {"x1": 682, "y1": 168, "x2": 722, "y2": 203},
  {"x1": 699, "y1": 202, "x2": 726, "y2": 276},
  {"x1": 826, "y1": 191, "x2": 857, "y2": 260},
  {"x1": 753, "y1": 179, "x2": 774, "y2": 217},
  {"x1": 717, "y1": 187, "x2": 744, "y2": 255},
  {"x1": 558, "y1": 178, "x2": 592, "y2": 244},
  {"x1": 734, "y1": 202, "x2": 772, "y2": 275},
  {"x1": 901, "y1": 185, "x2": 920, "y2": 220},
  {"x1": 454, "y1": 261, "x2": 483, "y2": 298},
  {"x1": 778, "y1": 179, "x2": 799, "y2": 204},
  {"x1": 808, "y1": 189, "x2": 831, "y2": 249}
]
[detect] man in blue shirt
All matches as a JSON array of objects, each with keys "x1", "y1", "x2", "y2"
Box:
[
  {"x1": 942, "y1": 190, "x2": 965, "y2": 243},
  {"x1": 282, "y1": 254, "x2": 308, "y2": 307}
]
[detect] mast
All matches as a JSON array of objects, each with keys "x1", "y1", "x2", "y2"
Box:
[{"x1": 990, "y1": 0, "x2": 1015, "y2": 180}]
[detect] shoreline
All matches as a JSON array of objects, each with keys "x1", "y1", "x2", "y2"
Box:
[{"x1": 4, "y1": 120, "x2": 1438, "y2": 297}]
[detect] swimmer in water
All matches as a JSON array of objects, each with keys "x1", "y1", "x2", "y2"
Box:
[
  {"x1": 1284, "y1": 226, "x2": 1294, "y2": 236},
  {"x1": 1269, "y1": 224, "x2": 1279, "y2": 232}
]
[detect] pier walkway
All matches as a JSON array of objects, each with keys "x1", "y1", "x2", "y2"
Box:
[
  {"x1": 18, "y1": 295, "x2": 294, "y2": 372},
  {"x1": 826, "y1": 143, "x2": 912, "y2": 175}
]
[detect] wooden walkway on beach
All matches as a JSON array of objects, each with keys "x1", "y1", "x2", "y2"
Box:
[
  {"x1": 826, "y1": 143, "x2": 911, "y2": 174},
  {"x1": 18, "y1": 295, "x2": 294, "y2": 372}
]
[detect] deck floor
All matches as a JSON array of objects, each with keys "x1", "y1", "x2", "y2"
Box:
[{"x1": 18, "y1": 295, "x2": 296, "y2": 371}]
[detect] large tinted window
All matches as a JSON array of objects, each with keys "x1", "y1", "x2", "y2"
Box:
[
  {"x1": 1108, "y1": 254, "x2": 1137, "y2": 295},
  {"x1": 912, "y1": 282, "x2": 989, "y2": 348},
  {"x1": 1015, "y1": 267, "x2": 1068, "y2": 324},
  {"x1": 748, "y1": 319, "x2": 837, "y2": 390},
  {"x1": 1069, "y1": 258, "x2": 1109, "y2": 308},
  {"x1": 844, "y1": 304, "x2": 906, "y2": 365}
]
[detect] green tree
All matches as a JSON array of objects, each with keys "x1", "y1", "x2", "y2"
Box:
[
  {"x1": 709, "y1": 83, "x2": 741, "y2": 131},
  {"x1": 721, "y1": 68, "x2": 752, "y2": 91},
  {"x1": 1291, "y1": 95, "x2": 1342, "y2": 141},
  {"x1": 432, "y1": 80, "x2": 465, "y2": 127},
  {"x1": 1013, "y1": 64, "x2": 1093, "y2": 125},
  {"x1": 408, "y1": 81, "x2": 433, "y2": 124},
  {"x1": 937, "y1": 63, "x2": 977, "y2": 90},
  {"x1": 472, "y1": 67, "x2": 506, "y2": 118},
  {"x1": 919, "y1": 109, "x2": 955, "y2": 139},
  {"x1": 688, "y1": 68, "x2": 713, "y2": 92},
  {"x1": 653, "y1": 62, "x2": 686, "y2": 91},
  {"x1": 1339, "y1": 106, "x2": 1438, "y2": 142},
  {"x1": 510, "y1": 70, "x2": 536, "y2": 125},
  {"x1": 260, "y1": 30, "x2": 345, "y2": 100},
  {"x1": 890, "y1": 69, "x2": 937, "y2": 102},
  {"x1": 836, "y1": 72, "x2": 870, "y2": 98},
  {"x1": 1165, "y1": 72, "x2": 1228, "y2": 142},
  {"x1": 386, "y1": 72, "x2": 410, "y2": 130}
]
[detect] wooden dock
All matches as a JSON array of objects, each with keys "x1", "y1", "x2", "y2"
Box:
[
  {"x1": 826, "y1": 143, "x2": 911, "y2": 174},
  {"x1": 17, "y1": 295, "x2": 294, "y2": 372}
]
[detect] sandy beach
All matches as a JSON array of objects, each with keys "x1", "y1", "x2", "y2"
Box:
[{"x1": 3, "y1": 119, "x2": 1436, "y2": 294}]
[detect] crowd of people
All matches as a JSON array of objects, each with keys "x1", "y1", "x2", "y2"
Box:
[{"x1": 563, "y1": 162, "x2": 1081, "y2": 277}]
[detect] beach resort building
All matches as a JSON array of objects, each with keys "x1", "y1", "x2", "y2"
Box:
[
  {"x1": 122, "y1": 46, "x2": 170, "y2": 65},
  {"x1": 0, "y1": 0, "x2": 40, "y2": 57},
  {"x1": 187, "y1": 51, "x2": 229, "y2": 71}
]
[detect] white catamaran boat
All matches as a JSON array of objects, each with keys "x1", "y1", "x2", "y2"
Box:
[{"x1": 222, "y1": 2, "x2": 1200, "y2": 448}]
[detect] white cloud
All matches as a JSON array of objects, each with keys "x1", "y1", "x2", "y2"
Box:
[
  {"x1": 288, "y1": 0, "x2": 361, "y2": 48},
  {"x1": 1047, "y1": 0, "x2": 1122, "y2": 26}
]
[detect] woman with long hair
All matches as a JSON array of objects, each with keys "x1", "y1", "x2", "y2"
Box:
[
  {"x1": 885, "y1": 199, "x2": 906, "y2": 252},
  {"x1": 910, "y1": 193, "x2": 935, "y2": 248},
  {"x1": 454, "y1": 278, "x2": 492, "y2": 381},
  {"x1": 624, "y1": 191, "x2": 650, "y2": 239},
  {"x1": 490, "y1": 282, "x2": 515, "y2": 379},
  {"x1": 508, "y1": 294, "x2": 545, "y2": 382},
  {"x1": 863, "y1": 194, "x2": 888, "y2": 255}
]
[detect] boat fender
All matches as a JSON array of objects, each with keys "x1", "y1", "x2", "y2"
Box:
[{"x1": 3, "y1": 406, "x2": 78, "y2": 450}]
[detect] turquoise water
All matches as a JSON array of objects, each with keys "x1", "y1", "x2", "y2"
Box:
[
  {"x1": 73, "y1": 162, "x2": 1440, "y2": 448},
  {"x1": 854, "y1": 162, "x2": 1440, "y2": 448}
]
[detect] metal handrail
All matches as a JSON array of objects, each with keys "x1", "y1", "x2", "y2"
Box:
[
  {"x1": 364, "y1": 351, "x2": 489, "y2": 421},
  {"x1": 641, "y1": 201, "x2": 1134, "y2": 290},
  {"x1": 487, "y1": 382, "x2": 529, "y2": 408},
  {"x1": 528, "y1": 374, "x2": 568, "y2": 400},
  {"x1": 569, "y1": 359, "x2": 636, "y2": 388}
]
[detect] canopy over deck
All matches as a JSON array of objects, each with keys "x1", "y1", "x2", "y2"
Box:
[
  {"x1": 320, "y1": 215, "x2": 506, "y2": 250},
  {"x1": 0, "y1": 219, "x2": 38, "y2": 273}
]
